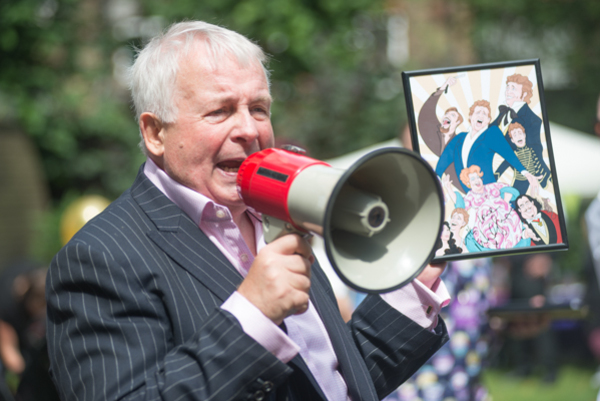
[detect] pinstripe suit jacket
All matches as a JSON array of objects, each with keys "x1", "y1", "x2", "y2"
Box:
[{"x1": 46, "y1": 166, "x2": 448, "y2": 401}]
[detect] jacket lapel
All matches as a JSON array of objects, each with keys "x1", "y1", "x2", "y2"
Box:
[
  {"x1": 454, "y1": 133, "x2": 467, "y2": 173},
  {"x1": 308, "y1": 267, "x2": 379, "y2": 401},
  {"x1": 130, "y1": 167, "x2": 243, "y2": 302}
]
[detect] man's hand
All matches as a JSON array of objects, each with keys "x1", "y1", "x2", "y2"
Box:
[
  {"x1": 238, "y1": 234, "x2": 314, "y2": 325},
  {"x1": 523, "y1": 227, "x2": 540, "y2": 241},
  {"x1": 523, "y1": 171, "x2": 542, "y2": 196},
  {"x1": 415, "y1": 262, "x2": 447, "y2": 290}
]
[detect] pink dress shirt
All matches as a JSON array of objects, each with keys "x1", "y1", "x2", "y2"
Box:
[{"x1": 144, "y1": 158, "x2": 450, "y2": 401}]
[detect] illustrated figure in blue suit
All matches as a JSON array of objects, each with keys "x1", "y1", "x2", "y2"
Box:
[
  {"x1": 46, "y1": 21, "x2": 450, "y2": 401},
  {"x1": 436, "y1": 99, "x2": 540, "y2": 194}
]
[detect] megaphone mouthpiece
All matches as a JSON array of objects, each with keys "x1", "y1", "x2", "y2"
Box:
[{"x1": 330, "y1": 186, "x2": 390, "y2": 237}]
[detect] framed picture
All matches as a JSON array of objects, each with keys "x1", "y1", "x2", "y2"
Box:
[{"x1": 402, "y1": 59, "x2": 568, "y2": 261}]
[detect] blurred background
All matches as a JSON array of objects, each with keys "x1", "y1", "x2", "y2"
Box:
[{"x1": 1, "y1": 0, "x2": 600, "y2": 400}]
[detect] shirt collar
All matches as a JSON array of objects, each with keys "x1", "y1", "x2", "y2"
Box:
[
  {"x1": 526, "y1": 212, "x2": 543, "y2": 224},
  {"x1": 507, "y1": 101, "x2": 526, "y2": 112},
  {"x1": 143, "y1": 158, "x2": 231, "y2": 225},
  {"x1": 143, "y1": 158, "x2": 263, "y2": 226},
  {"x1": 467, "y1": 124, "x2": 488, "y2": 139}
]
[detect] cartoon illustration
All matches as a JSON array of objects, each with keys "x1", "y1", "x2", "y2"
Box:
[
  {"x1": 418, "y1": 76, "x2": 464, "y2": 188},
  {"x1": 496, "y1": 122, "x2": 552, "y2": 196},
  {"x1": 449, "y1": 208, "x2": 469, "y2": 252},
  {"x1": 435, "y1": 100, "x2": 539, "y2": 194},
  {"x1": 443, "y1": 165, "x2": 524, "y2": 253},
  {"x1": 402, "y1": 60, "x2": 567, "y2": 259},
  {"x1": 515, "y1": 194, "x2": 563, "y2": 246},
  {"x1": 491, "y1": 74, "x2": 544, "y2": 159},
  {"x1": 435, "y1": 222, "x2": 463, "y2": 256}
]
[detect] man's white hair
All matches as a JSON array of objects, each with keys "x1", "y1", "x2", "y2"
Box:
[{"x1": 128, "y1": 21, "x2": 270, "y2": 154}]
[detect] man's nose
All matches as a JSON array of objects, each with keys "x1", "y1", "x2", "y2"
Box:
[{"x1": 232, "y1": 109, "x2": 260, "y2": 143}]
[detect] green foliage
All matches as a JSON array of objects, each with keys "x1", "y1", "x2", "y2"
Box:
[
  {"x1": 483, "y1": 366, "x2": 598, "y2": 401},
  {"x1": 455, "y1": 0, "x2": 600, "y2": 134},
  {"x1": 1, "y1": 0, "x2": 403, "y2": 207},
  {"x1": 0, "y1": 0, "x2": 144, "y2": 203}
]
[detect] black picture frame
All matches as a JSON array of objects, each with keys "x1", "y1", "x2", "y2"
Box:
[{"x1": 402, "y1": 59, "x2": 568, "y2": 261}]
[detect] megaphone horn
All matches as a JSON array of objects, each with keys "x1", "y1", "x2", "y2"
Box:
[{"x1": 237, "y1": 146, "x2": 444, "y2": 293}]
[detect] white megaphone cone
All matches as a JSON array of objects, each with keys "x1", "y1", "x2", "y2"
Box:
[{"x1": 237, "y1": 146, "x2": 444, "y2": 293}]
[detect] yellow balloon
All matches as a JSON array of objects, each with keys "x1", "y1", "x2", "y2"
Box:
[{"x1": 60, "y1": 195, "x2": 111, "y2": 245}]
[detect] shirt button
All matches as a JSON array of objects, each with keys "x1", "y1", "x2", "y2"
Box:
[
  {"x1": 240, "y1": 254, "x2": 249, "y2": 263},
  {"x1": 216, "y1": 209, "x2": 226, "y2": 219}
]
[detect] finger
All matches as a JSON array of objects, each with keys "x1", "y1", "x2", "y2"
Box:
[
  {"x1": 288, "y1": 292, "x2": 310, "y2": 317},
  {"x1": 287, "y1": 269, "x2": 311, "y2": 292},
  {"x1": 429, "y1": 261, "x2": 447, "y2": 269},
  {"x1": 270, "y1": 233, "x2": 312, "y2": 258},
  {"x1": 286, "y1": 254, "x2": 312, "y2": 279}
]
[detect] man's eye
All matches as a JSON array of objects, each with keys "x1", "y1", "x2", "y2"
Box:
[{"x1": 252, "y1": 107, "x2": 270, "y2": 117}]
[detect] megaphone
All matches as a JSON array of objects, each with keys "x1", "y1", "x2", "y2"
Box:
[{"x1": 237, "y1": 146, "x2": 444, "y2": 293}]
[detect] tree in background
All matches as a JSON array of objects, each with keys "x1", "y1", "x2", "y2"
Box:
[
  {"x1": 3, "y1": 0, "x2": 599, "y2": 263},
  {"x1": 457, "y1": 0, "x2": 600, "y2": 134}
]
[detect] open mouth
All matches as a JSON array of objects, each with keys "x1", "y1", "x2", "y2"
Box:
[{"x1": 217, "y1": 159, "x2": 244, "y2": 173}]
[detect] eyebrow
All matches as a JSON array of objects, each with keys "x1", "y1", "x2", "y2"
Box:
[{"x1": 210, "y1": 94, "x2": 272, "y2": 104}]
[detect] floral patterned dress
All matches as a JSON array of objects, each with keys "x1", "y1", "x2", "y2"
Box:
[
  {"x1": 384, "y1": 258, "x2": 495, "y2": 401},
  {"x1": 462, "y1": 183, "x2": 522, "y2": 251}
]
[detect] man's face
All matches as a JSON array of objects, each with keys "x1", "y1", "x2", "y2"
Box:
[
  {"x1": 505, "y1": 82, "x2": 525, "y2": 107},
  {"x1": 441, "y1": 111, "x2": 460, "y2": 130},
  {"x1": 158, "y1": 48, "x2": 274, "y2": 211},
  {"x1": 510, "y1": 128, "x2": 526, "y2": 148},
  {"x1": 517, "y1": 197, "x2": 538, "y2": 220},
  {"x1": 469, "y1": 106, "x2": 490, "y2": 132},
  {"x1": 450, "y1": 212, "x2": 466, "y2": 230}
]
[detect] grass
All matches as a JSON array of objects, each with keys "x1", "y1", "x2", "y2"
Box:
[{"x1": 483, "y1": 365, "x2": 599, "y2": 401}]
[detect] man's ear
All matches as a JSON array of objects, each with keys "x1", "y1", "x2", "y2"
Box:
[{"x1": 140, "y1": 112, "x2": 165, "y2": 158}]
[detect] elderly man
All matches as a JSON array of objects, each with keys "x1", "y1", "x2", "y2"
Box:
[{"x1": 46, "y1": 21, "x2": 450, "y2": 401}]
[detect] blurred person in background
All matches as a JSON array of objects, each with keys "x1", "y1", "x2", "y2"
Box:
[
  {"x1": 385, "y1": 258, "x2": 496, "y2": 401},
  {"x1": 585, "y1": 189, "x2": 600, "y2": 394},
  {"x1": 0, "y1": 260, "x2": 57, "y2": 401},
  {"x1": 505, "y1": 253, "x2": 558, "y2": 383},
  {"x1": 585, "y1": 92, "x2": 600, "y2": 397}
]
